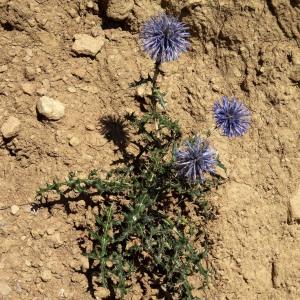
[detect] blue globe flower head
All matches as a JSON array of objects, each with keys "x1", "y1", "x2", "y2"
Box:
[
  {"x1": 175, "y1": 136, "x2": 216, "y2": 183},
  {"x1": 140, "y1": 14, "x2": 190, "y2": 63},
  {"x1": 213, "y1": 96, "x2": 251, "y2": 137}
]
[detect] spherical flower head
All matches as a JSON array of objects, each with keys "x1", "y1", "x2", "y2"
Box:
[
  {"x1": 175, "y1": 136, "x2": 216, "y2": 183},
  {"x1": 213, "y1": 96, "x2": 251, "y2": 137},
  {"x1": 140, "y1": 14, "x2": 190, "y2": 63}
]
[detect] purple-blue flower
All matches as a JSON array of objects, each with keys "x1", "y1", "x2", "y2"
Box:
[
  {"x1": 175, "y1": 136, "x2": 216, "y2": 183},
  {"x1": 213, "y1": 97, "x2": 251, "y2": 137},
  {"x1": 140, "y1": 14, "x2": 190, "y2": 62}
]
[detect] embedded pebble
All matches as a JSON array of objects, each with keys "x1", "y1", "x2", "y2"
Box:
[
  {"x1": 1, "y1": 116, "x2": 21, "y2": 139},
  {"x1": 10, "y1": 205, "x2": 20, "y2": 215},
  {"x1": 67, "y1": 86, "x2": 76, "y2": 93},
  {"x1": 69, "y1": 136, "x2": 81, "y2": 147},
  {"x1": 289, "y1": 187, "x2": 300, "y2": 222},
  {"x1": 21, "y1": 82, "x2": 35, "y2": 95},
  {"x1": 36, "y1": 96, "x2": 65, "y2": 120},
  {"x1": 72, "y1": 34, "x2": 105, "y2": 57},
  {"x1": 106, "y1": 0, "x2": 134, "y2": 21},
  {"x1": 0, "y1": 281, "x2": 11, "y2": 296},
  {"x1": 40, "y1": 269, "x2": 52, "y2": 282}
]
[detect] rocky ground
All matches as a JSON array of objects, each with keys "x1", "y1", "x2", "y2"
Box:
[{"x1": 0, "y1": 0, "x2": 300, "y2": 299}]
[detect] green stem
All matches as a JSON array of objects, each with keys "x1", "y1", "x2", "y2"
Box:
[{"x1": 151, "y1": 61, "x2": 161, "y2": 111}]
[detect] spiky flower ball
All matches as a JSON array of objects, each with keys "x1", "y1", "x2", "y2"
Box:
[
  {"x1": 140, "y1": 14, "x2": 190, "y2": 62},
  {"x1": 213, "y1": 96, "x2": 251, "y2": 137},
  {"x1": 175, "y1": 136, "x2": 216, "y2": 183}
]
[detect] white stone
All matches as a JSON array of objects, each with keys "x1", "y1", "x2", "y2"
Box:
[
  {"x1": 106, "y1": 0, "x2": 134, "y2": 21},
  {"x1": 10, "y1": 205, "x2": 20, "y2": 215},
  {"x1": 0, "y1": 281, "x2": 11, "y2": 296},
  {"x1": 72, "y1": 34, "x2": 105, "y2": 57},
  {"x1": 37, "y1": 96, "x2": 65, "y2": 120},
  {"x1": 1, "y1": 116, "x2": 21, "y2": 139}
]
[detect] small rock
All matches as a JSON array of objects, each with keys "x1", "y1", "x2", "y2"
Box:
[
  {"x1": 10, "y1": 205, "x2": 20, "y2": 215},
  {"x1": 94, "y1": 287, "x2": 110, "y2": 299},
  {"x1": 91, "y1": 26, "x2": 103, "y2": 37},
  {"x1": 0, "y1": 281, "x2": 11, "y2": 296},
  {"x1": 106, "y1": 0, "x2": 134, "y2": 21},
  {"x1": 25, "y1": 260, "x2": 31, "y2": 267},
  {"x1": 36, "y1": 96, "x2": 65, "y2": 120},
  {"x1": 40, "y1": 269, "x2": 52, "y2": 282},
  {"x1": 46, "y1": 227, "x2": 55, "y2": 235},
  {"x1": 1, "y1": 116, "x2": 21, "y2": 139},
  {"x1": 21, "y1": 82, "x2": 35, "y2": 95},
  {"x1": 289, "y1": 65, "x2": 300, "y2": 82},
  {"x1": 24, "y1": 66, "x2": 36, "y2": 81},
  {"x1": 72, "y1": 34, "x2": 105, "y2": 57},
  {"x1": 69, "y1": 136, "x2": 80, "y2": 147},
  {"x1": 36, "y1": 88, "x2": 47, "y2": 96},
  {"x1": 136, "y1": 84, "x2": 151, "y2": 98},
  {"x1": 291, "y1": 51, "x2": 300, "y2": 65},
  {"x1": 85, "y1": 123, "x2": 96, "y2": 131},
  {"x1": 0, "y1": 65, "x2": 8, "y2": 73},
  {"x1": 289, "y1": 187, "x2": 300, "y2": 222},
  {"x1": 50, "y1": 232, "x2": 63, "y2": 248}
]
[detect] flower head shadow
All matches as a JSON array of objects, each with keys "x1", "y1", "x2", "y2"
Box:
[
  {"x1": 99, "y1": 115, "x2": 130, "y2": 151},
  {"x1": 174, "y1": 136, "x2": 216, "y2": 183},
  {"x1": 213, "y1": 96, "x2": 251, "y2": 137},
  {"x1": 140, "y1": 14, "x2": 190, "y2": 62}
]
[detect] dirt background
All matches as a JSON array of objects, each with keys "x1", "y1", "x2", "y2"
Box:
[{"x1": 0, "y1": 0, "x2": 300, "y2": 299}]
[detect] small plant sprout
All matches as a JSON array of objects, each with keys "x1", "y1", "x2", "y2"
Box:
[
  {"x1": 175, "y1": 136, "x2": 216, "y2": 183},
  {"x1": 213, "y1": 96, "x2": 251, "y2": 137}
]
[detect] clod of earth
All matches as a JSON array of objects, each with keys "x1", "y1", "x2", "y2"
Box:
[
  {"x1": 72, "y1": 34, "x2": 105, "y2": 57},
  {"x1": 106, "y1": 0, "x2": 134, "y2": 21}
]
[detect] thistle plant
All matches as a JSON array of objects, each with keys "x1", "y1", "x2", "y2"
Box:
[{"x1": 35, "y1": 14, "x2": 251, "y2": 299}]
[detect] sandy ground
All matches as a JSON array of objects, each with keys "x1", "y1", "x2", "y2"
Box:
[{"x1": 0, "y1": 0, "x2": 300, "y2": 299}]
